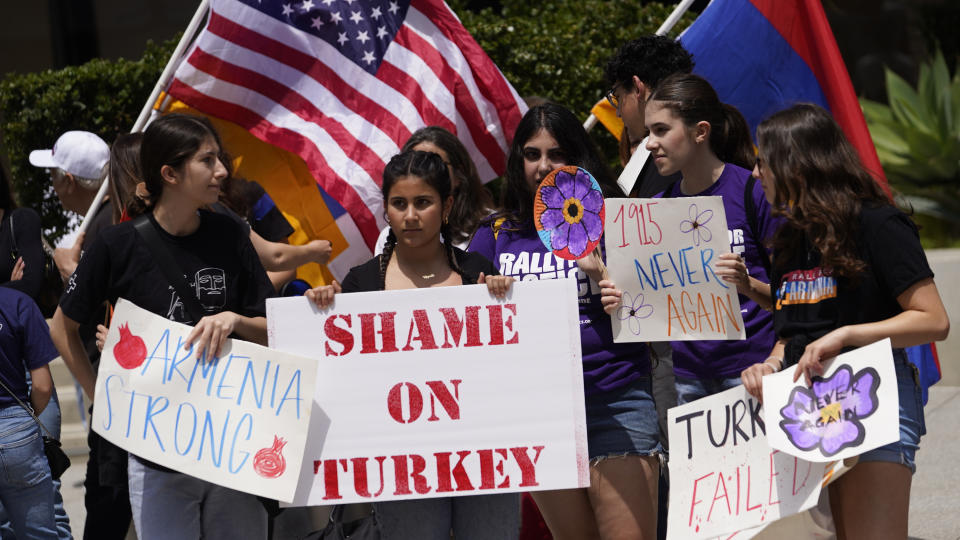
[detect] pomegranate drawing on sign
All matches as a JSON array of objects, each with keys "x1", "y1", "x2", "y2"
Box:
[
  {"x1": 253, "y1": 436, "x2": 287, "y2": 478},
  {"x1": 113, "y1": 323, "x2": 147, "y2": 369}
]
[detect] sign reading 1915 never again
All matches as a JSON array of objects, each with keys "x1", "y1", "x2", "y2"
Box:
[
  {"x1": 93, "y1": 299, "x2": 318, "y2": 503},
  {"x1": 267, "y1": 279, "x2": 589, "y2": 506},
  {"x1": 604, "y1": 196, "x2": 746, "y2": 342}
]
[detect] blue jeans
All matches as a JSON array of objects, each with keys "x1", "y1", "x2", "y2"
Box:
[
  {"x1": 127, "y1": 455, "x2": 267, "y2": 540},
  {"x1": 859, "y1": 349, "x2": 926, "y2": 473},
  {"x1": 374, "y1": 494, "x2": 519, "y2": 540},
  {"x1": 586, "y1": 377, "x2": 662, "y2": 461},
  {"x1": 0, "y1": 406, "x2": 56, "y2": 539},
  {"x1": 674, "y1": 376, "x2": 743, "y2": 405}
]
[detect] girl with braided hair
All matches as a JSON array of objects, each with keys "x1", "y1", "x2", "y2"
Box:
[{"x1": 307, "y1": 149, "x2": 516, "y2": 539}]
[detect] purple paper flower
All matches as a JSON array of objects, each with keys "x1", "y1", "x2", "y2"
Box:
[
  {"x1": 778, "y1": 365, "x2": 881, "y2": 457},
  {"x1": 538, "y1": 168, "x2": 604, "y2": 258},
  {"x1": 616, "y1": 291, "x2": 654, "y2": 335},
  {"x1": 679, "y1": 203, "x2": 714, "y2": 247}
]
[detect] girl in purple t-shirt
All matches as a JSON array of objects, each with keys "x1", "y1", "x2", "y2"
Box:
[
  {"x1": 470, "y1": 102, "x2": 660, "y2": 540},
  {"x1": 601, "y1": 73, "x2": 778, "y2": 405}
]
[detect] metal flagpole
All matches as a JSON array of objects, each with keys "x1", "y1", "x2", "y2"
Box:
[
  {"x1": 582, "y1": 0, "x2": 700, "y2": 131},
  {"x1": 76, "y1": 0, "x2": 211, "y2": 234}
]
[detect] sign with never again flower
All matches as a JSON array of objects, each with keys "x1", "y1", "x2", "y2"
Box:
[
  {"x1": 604, "y1": 196, "x2": 745, "y2": 342},
  {"x1": 762, "y1": 339, "x2": 899, "y2": 462}
]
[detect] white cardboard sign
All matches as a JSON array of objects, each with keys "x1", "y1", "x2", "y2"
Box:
[
  {"x1": 762, "y1": 338, "x2": 899, "y2": 462},
  {"x1": 668, "y1": 385, "x2": 826, "y2": 539},
  {"x1": 93, "y1": 299, "x2": 317, "y2": 502},
  {"x1": 266, "y1": 279, "x2": 589, "y2": 506},
  {"x1": 604, "y1": 196, "x2": 745, "y2": 342}
]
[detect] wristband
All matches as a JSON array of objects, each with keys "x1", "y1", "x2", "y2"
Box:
[{"x1": 764, "y1": 356, "x2": 783, "y2": 373}]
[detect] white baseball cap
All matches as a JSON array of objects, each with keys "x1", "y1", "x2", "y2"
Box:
[{"x1": 29, "y1": 131, "x2": 109, "y2": 180}]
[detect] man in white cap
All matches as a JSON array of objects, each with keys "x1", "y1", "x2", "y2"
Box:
[{"x1": 29, "y1": 130, "x2": 111, "y2": 279}]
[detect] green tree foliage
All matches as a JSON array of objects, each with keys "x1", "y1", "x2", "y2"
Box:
[
  {"x1": 451, "y1": 0, "x2": 694, "y2": 165},
  {"x1": 861, "y1": 49, "x2": 960, "y2": 243},
  {"x1": 0, "y1": 37, "x2": 177, "y2": 242}
]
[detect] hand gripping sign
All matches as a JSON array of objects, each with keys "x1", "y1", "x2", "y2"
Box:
[
  {"x1": 762, "y1": 338, "x2": 899, "y2": 462},
  {"x1": 266, "y1": 279, "x2": 589, "y2": 506},
  {"x1": 604, "y1": 196, "x2": 746, "y2": 342},
  {"x1": 93, "y1": 299, "x2": 317, "y2": 502}
]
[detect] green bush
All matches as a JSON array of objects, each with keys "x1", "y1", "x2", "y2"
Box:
[
  {"x1": 0, "y1": 37, "x2": 177, "y2": 242},
  {"x1": 860, "y1": 48, "x2": 960, "y2": 246}
]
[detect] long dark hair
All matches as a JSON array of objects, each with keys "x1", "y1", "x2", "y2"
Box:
[
  {"x1": 757, "y1": 103, "x2": 889, "y2": 277},
  {"x1": 401, "y1": 126, "x2": 492, "y2": 245},
  {"x1": 501, "y1": 102, "x2": 615, "y2": 224},
  {"x1": 108, "y1": 132, "x2": 146, "y2": 222},
  {"x1": 378, "y1": 150, "x2": 462, "y2": 289},
  {"x1": 140, "y1": 113, "x2": 223, "y2": 205},
  {"x1": 648, "y1": 73, "x2": 755, "y2": 171},
  {"x1": 0, "y1": 165, "x2": 15, "y2": 212}
]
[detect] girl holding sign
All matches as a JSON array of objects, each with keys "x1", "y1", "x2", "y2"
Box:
[
  {"x1": 468, "y1": 102, "x2": 661, "y2": 540},
  {"x1": 308, "y1": 150, "x2": 518, "y2": 540},
  {"x1": 600, "y1": 73, "x2": 778, "y2": 405},
  {"x1": 739, "y1": 104, "x2": 949, "y2": 540},
  {"x1": 50, "y1": 114, "x2": 276, "y2": 540}
]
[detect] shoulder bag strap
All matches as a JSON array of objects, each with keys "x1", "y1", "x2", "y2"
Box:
[
  {"x1": 132, "y1": 215, "x2": 207, "y2": 322},
  {"x1": 0, "y1": 375, "x2": 55, "y2": 439},
  {"x1": 744, "y1": 176, "x2": 772, "y2": 276},
  {"x1": 8, "y1": 213, "x2": 17, "y2": 257}
]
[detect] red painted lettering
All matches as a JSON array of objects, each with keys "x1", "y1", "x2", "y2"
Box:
[
  {"x1": 359, "y1": 312, "x2": 399, "y2": 354},
  {"x1": 387, "y1": 382, "x2": 423, "y2": 424},
  {"x1": 439, "y1": 306, "x2": 482, "y2": 348},
  {"x1": 351, "y1": 456, "x2": 387, "y2": 498},
  {"x1": 434, "y1": 450, "x2": 475, "y2": 493},
  {"x1": 324, "y1": 314, "x2": 354, "y2": 356},
  {"x1": 401, "y1": 309, "x2": 438, "y2": 351},
  {"x1": 477, "y1": 448, "x2": 511, "y2": 489},
  {"x1": 510, "y1": 445, "x2": 544, "y2": 487},
  {"x1": 689, "y1": 472, "x2": 713, "y2": 527},
  {"x1": 426, "y1": 380, "x2": 461, "y2": 421}
]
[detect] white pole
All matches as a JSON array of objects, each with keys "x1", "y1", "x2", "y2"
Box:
[
  {"x1": 656, "y1": 0, "x2": 698, "y2": 36},
  {"x1": 75, "y1": 0, "x2": 210, "y2": 233},
  {"x1": 583, "y1": 114, "x2": 598, "y2": 131}
]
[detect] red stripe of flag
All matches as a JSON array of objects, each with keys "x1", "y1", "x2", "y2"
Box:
[
  {"x1": 168, "y1": 79, "x2": 382, "y2": 245},
  {"x1": 374, "y1": 61, "x2": 457, "y2": 133},
  {"x1": 207, "y1": 11, "x2": 412, "y2": 147},
  {"x1": 186, "y1": 46, "x2": 387, "y2": 182},
  {"x1": 413, "y1": 0, "x2": 523, "y2": 151},
  {"x1": 393, "y1": 26, "x2": 508, "y2": 174}
]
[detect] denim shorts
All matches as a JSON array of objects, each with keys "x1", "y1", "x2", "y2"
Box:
[
  {"x1": 674, "y1": 375, "x2": 743, "y2": 405},
  {"x1": 858, "y1": 349, "x2": 926, "y2": 474},
  {"x1": 585, "y1": 377, "x2": 662, "y2": 462}
]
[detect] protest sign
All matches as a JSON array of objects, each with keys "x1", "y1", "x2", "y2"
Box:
[
  {"x1": 92, "y1": 299, "x2": 317, "y2": 502},
  {"x1": 668, "y1": 385, "x2": 826, "y2": 539},
  {"x1": 762, "y1": 338, "x2": 899, "y2": 462},
  {"x1": 266, "y1": 279, "x2": 588, "y2": 506},
  {"x1": 604, "y1": 196, "x2": 745, "y2": 342}
]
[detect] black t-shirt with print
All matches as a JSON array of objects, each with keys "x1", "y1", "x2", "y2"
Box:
[
  {"x1": 60, "y1": 209, "x2": 274, "y2": 327},
  {"x1": 772, "y1": 204, "x2": 933, "y2": 360}
]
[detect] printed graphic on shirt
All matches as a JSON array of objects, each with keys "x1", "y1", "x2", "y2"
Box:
[
  {"x1": 166, "y1": 267, "x2": 228, "y2": 321},
  {"x1": 497, "y1": 251, "x2": 598, "y2": 302},
  {"x1": 775, "y1": 267, "x2": 837, "y2": 310},
  {"x1": 727, "y1": 228, "x2": 745, "y2": 256}
]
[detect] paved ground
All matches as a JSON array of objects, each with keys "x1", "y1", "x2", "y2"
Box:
[{"x1": 53, "y1": 373, "x2": 960, "y2": 539}]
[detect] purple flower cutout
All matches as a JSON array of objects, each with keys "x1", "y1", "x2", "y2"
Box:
[
  {"x1": 679, "y1": 203, "x2": 714, "y2": 247},
  {"x1": 616, "y1": 291, "x2": 654, "y2": 335},
  {"x1": 778, "y1": 365, "x2": 881, "y2": 457},
  {"x1": 539, "y1": 168, "x2": 604, "y2": 258}
]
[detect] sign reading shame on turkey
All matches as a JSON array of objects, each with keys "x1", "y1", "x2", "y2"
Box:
[
  {"x1": 604, "y1": 196, "x2": 745, "y2": 342},
  {"x1": 266, "y1": 279, "x2": 589, "y2": 506},
  {"x1": 92, "y1": 299, "x2": 317, "y2": 503}
]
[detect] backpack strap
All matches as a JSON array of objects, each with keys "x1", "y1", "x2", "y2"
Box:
[
  {"x1": 132, "y1": 215, "x2": 207, "y2": 322},
  {"x1": 744, "y1": 175, "x2": 772, "y2": 276}
]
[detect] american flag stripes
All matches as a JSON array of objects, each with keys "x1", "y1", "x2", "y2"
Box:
[{"x1": 168, "y1": 0, "x2": 527, "y2": 248}]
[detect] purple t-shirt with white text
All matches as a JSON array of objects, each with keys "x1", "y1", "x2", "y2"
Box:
[
  {"x1": 468, "y1": 219, "x2": 650, "y2": 396},
  {"x1": 659, "y1": 163, "x2": 778, "y2": 378}
]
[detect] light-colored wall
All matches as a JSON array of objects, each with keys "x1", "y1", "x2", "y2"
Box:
[{"x1": 927, "y1": 249, "x2": 959, "y2": 385}]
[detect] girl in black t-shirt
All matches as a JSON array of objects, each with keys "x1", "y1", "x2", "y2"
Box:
[
  {"x1": 50, "y1": 114, "x2": 273, "y2": 539},
  {"x1": 740, "y1": 104, "x2": 949, "y2": 540}
]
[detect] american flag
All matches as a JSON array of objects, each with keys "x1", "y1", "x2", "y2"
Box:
[{"x1": 167, "y1": 0, "x2": 527, "y2": 248}]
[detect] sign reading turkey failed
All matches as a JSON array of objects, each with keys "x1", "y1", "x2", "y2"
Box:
[{"x1": 92, "y1": 299, "x2": 317, "y2": 503}]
